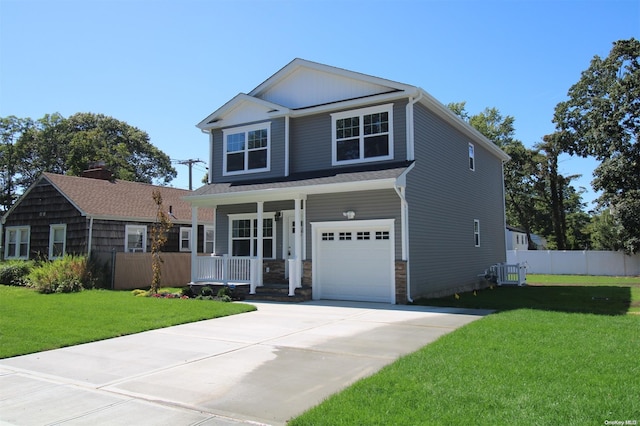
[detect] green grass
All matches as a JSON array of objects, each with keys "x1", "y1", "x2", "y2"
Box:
[
  {"x1": 0, "y1": 286, "x2": 255, "y2": 359},
  {"x1": 291, "y1": 275, "x2": 640, "y2": 425}
]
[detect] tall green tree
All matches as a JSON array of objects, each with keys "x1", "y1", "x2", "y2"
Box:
[
  {"x1": 553, "y1": 38, "x2": 640, "y2": 253},
  {"x1": 0, "y1": 116, "x2": 32, "y2": 212},
  {"x1": 9, "y1": 112, "x2": 177, "y2": 194}
]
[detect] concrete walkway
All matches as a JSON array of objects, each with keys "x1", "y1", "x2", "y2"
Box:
[{"x1": 0, "y1": 300, "x2": 491, "y2": 425}]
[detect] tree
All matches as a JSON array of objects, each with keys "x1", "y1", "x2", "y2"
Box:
[
  {"x1": 0, "y1": 116, "x2": 32, "y2": 212},
  {"x1": 553, "y1": 38, "x2": 640, "y2": 253},
  {"x1": 8, "y1": 112, "x2": 177, "y2": 194},
  {"x1": 150, "y1": 190, "x2": 172, "y2": 294}
]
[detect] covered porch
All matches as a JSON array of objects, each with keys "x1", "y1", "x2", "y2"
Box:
[{"x1": 188, "y1": 195, "x2": 306, "y2": 298}]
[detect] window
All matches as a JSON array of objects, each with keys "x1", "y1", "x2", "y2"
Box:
[
  {"x1": 376, "y1": 231, "x2": 390, "y2": 240},
  {"x1": 49, "y1": 224, "x2": 66, "y2": 259},
  {"x1": 229, "y1": 214, "x2": 275, "y2": 258},
  {"x1": 332, "y1": 104, "x2": 393, "y2": 165},
  {"x1": 223, "y1": 123, "x2": 271, "y2": 175},
  {"x1": 5, "y1": 226, "x2": 30, "y2": 259},
  {"x1": 339, "y1": 232, "x2": 352, "y2": 241},
  {"x1": 179, "y1": 227, "x2": 192, "y2": 252},
  {"x1": 474, "y1": 220, "x2": 480, "y2": 247},
  {"x1": 357, "y1": 231, "x2": 370, "y2": 240},
  {"x1": 469, "y1": 143, "x2": 475, "y2": 171},
  {"x1": 322, "y1": 232, "x2": 334, "y2": 241},
  {"x1": 204, "y1": 225, "x2": 215, "y2": 254},
  {"x1": 125, "y1": 225, "x2": 147, "y2": 252}
]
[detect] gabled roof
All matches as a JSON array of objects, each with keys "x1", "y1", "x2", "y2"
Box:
[
  {"x1": 196, "y1": 58, "x2": 509, "y2": 162},
  {"x1": 4, "y1": 173, "x2": 212, "y2": 224}
]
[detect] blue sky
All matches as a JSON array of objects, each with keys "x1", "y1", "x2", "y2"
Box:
[{"x1": 1, "y1": 0, "x2": 638, "y2": 208}]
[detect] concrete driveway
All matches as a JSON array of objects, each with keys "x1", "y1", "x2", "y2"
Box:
[{"x1": 0, "y1": 300, "x2": 490, "y2": 425}]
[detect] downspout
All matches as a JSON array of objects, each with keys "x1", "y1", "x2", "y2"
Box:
[
  {"x1": 405, "y1": 90, "x2": 423, "y2": 161},
  {"x1": 394, "y1": 183, "x2": 413, "y2": 303}
]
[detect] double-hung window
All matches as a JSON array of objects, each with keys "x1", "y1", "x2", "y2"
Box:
[
  {"x1": 179, "y1": 227, "x2": 192, "y2": 252},
  {"x1": 49, "y1": 224, "x2": 67, "y2": 259},
  {"x1": 223, "y1": 123, "x2": 271, "y2": 175},
  {"x1": 204, "y1": 225, "x2": 215, "y2": 254},
  {"x1": 331, "y1": 104, "x2": 393, "y2": 165},
  {"x1": 125, "y1": 225, "x2": 147, "y2": 253},
  {"x1": 229, "y1": 214, "x2": 275, "y2": 258},
  {"x1": 5, "y1": 226, "x2": 30, "y2": 259},
  {"x1": 474, "y1": 219, "x2": 481, "y2": 247}
]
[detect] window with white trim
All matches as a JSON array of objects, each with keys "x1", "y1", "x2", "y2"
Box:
[
  {"x1": 331, "y1": 104, "x2": 393, "y2": 165},
  {"x1": 49, "y1": 224, "x2": 67, "y2": 259},
  {"x1": 204, "y1": 225, "x2": 215, "y2": 254},
  {"x1": 179, "y1": 227, "x2": 192, "y2": 252},
  {"x1": 469, "y1": 143, "x2": 475, "y2": 171},
  {"x1": 5, "y1": 226, "x2": 30, "y2": 259},
  {"x1": 125, "y1": 225, "x2": 147, "y2": 253},
  {"x1": 229, "y1": 214, "x2": 275, "y2": 258},
  {"x1": 223, "y1": 122, "x2": 271, "y2": 175},
  {"x1": 474, "y1": 219, "x2": 481, "y2": 247}
]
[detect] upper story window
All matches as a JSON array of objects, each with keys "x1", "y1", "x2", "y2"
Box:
[
  {"x1": 125, "y1": 225, "x2": 147, "y2": 253},
  {"x1": 49, "y1": 224, "x2": 67, "y2": 259},
  {"x1": 5, "y1": 226, "x2": 30, "y2": 259},
  {"x1": 223, "y1": 122, "x2": 271, "y2": 176},
  {"x1": 331, "y1": 104, "x2": 394, "y2": 165},
  {"x1": 469, "y1": 143, "x2": 475, "y2": 171}
]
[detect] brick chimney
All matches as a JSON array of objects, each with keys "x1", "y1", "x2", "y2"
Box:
[{"x1": 81, "y1": 161, "x2": 115, "y2": 181}]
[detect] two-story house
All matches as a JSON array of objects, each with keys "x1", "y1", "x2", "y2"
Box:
[{"x1": 186, "y1": 59, "x2": 510, "y2": 304}]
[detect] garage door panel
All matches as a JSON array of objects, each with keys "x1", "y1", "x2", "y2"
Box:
[{"x1": 314, "y1": 222, "x2": 394, "y2": 303}]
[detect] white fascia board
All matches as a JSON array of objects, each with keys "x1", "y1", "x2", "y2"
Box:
[
  {"x1": 197, "y1": 94, "x2": 290, "y2": 130},
  {"x1": 184, "y1": 178, "x2": 399, "y2": 207},
  {"x1": 416, "y1": 88, "x2": 511, "y2": 162}
]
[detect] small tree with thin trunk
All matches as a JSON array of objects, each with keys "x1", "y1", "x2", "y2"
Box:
[{"x1": 150, "y1": 190, "x2": 172, "y2": 294}]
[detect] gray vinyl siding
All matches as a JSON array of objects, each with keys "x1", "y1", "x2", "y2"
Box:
[
  {"x1": 288, "y1": 100, "x2": 408, "y2": 174},
  {"x1": 210, "y1": 118, "x2": 286, "y2": 183},
  {"x1": 406, "y1": 103, "x2": 506, "y2": 298},
  {"x1": 305, "y1": 189, "x2": 402, "y2": 259}
]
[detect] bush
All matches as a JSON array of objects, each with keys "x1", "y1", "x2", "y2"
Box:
[
  {"x1": 27, "y1": 255, "x2": 96, "y2": 294},
  {"x1": 0, "y1": 260, "x2": 34, "y2": 286}
]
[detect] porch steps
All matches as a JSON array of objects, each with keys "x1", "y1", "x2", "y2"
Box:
[{"x1": 245, "y1": 283, "x2": 312, "y2": 303}]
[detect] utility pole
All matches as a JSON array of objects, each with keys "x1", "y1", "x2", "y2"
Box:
[{"x1": 175, "y1": 159, "x2": 205, "y2": 190}]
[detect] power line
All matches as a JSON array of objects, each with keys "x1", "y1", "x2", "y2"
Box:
[{"x1": 173, "y1": 159, "x2": 206, "y2": 190}]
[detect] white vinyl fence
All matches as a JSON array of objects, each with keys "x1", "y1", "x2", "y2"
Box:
[{"x1": 507, "y1": 250, "x2": 640, "y2": 276}]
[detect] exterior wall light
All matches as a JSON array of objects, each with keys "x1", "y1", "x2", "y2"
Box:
[{"x1": 343, "y1": 211, "x2": 356, "y2": 220}]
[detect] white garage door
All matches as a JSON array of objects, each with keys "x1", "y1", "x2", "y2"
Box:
[{"x1": 314, "y1": 221, "x2": 395, "y2": 303}]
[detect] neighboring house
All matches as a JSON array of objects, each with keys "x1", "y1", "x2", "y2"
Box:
[
  {"x1": 1, "y1": 169, "x2": 214, "y2": 261},
  {"x1": 185, "y1": 58, "x2": 510, "y2": 303},
  {"x1": 506, "y1": 225, "x2": 529, "y2": 250}
]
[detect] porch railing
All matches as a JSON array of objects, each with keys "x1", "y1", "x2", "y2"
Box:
[{"x1": 193, "y1": 255, "x2": 259, "y2": 293}]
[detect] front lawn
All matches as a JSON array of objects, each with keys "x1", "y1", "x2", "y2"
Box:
[
  {"x1": 290, "y1": 275, "x2": 640, "y2": 425},
  {"x1": 0, "y1": 285, "x2": 255, "y2": 359}
]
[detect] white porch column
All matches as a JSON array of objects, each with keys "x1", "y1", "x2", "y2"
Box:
[
  {"x1": 190, "y1": 205, "x2": 198, "y2": 284},
  {"x1": 256, "y1": 201, "x2": 264, "y2": 287},
  {"x1": 294, "y1": 197, "x2": 302, "y2": 288}
]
